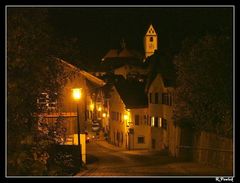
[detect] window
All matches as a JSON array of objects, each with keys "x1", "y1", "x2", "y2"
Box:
[
  {"x1": 162, "y1": 93, "x2": 167, "y2": 105},
  {"x1": 135, "y1": 115, "x2": 140, "y2": 125},
  {"x1": 138, "y1": 136, "x2": 145, "y2": 144},
  {"x1": 169, "y1": 93, "x2": 172, "y2": 106},
  {"x1": 162, "y1": 93, "x2": 173, "y2": 106},
  {"x1": 111, "y1": 111, "x2": 117, "y2": 121},
  {"x1": 162, "y1": 118, "x2": 167, "y2": 129},
  {"x1": 155, "y1": 92, "x2": 158, "y2": 104},
  {"x1": 149, "y1": 93, "x2": 152, "y2": 103},
  {"x1": 159, "y1": 92, "x2": 162, "y2": 104},
  {"x1": 116, "y1": 112, "x2": 119, "y2": 121},
  {"x1": 144, "y1": 115, "x2": 148, "y2": 125},
  {"x1": 158, "y1": 117, "x2": 162, "y2": 127},
  {"x1": 150, "y1": 37, "x2": 153, "y2": 42},
  {"x1": 151, "y1": 116, "x2": 155, "y2": 127},
  {"x1": 162, "y1": 93, "x2": 169, "y2": 105},
  {"x1": 37, "y1": 92, "x2": 58, "y2": 112}
]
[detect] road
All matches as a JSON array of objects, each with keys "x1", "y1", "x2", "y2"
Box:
[{"x1": 75, "y1": 140, "x2": 232, "y2": 177}]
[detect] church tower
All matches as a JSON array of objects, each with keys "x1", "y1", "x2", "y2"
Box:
[{"x1": 144, "y1": 24, "x2": 158, "y2": 59}]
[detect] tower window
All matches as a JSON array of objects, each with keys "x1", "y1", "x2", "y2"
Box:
[{"x1": 150, "y1": 37, "x2": 153, "y2": 42}]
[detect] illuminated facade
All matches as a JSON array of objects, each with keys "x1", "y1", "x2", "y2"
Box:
[
  {"x1": 37, "y1": 57, "x2": 105, "y2": 144},
  {"x1": 127, "y1": 108, "x2": 151, "y2": 150},
  {"x1": 147, "y1": 73, "x2": 180, "y2": 156},
  {"x1": 107, "y1": 78, "x2": 150, "y2": 150},
  {"x1": 90, "y1": 24, "x2": 180, "y2": 154}
]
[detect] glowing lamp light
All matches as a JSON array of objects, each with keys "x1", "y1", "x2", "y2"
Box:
[
  {"x1": 124, "y1": 114, "x2": 129, "y2": 121},
  {"x1": 102, "y1": 113, "x2": 106, "y2": 118},
  {"x1": 72, "y1": 88, "x2": 82, "y2": 100},
  {"x1": 90, "y1": 103, "x2": 94, "y2": 110},
  {"x1": 97, "y1": 106, "x2": 102, "y2": 112}
]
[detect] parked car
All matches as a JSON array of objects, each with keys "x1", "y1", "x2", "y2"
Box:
[
  {"x1": 86, "y1": 136, "x2": 90, "y2": 143},
  {"x1": 92, "y1": 123, "x2": 100, "y2": 132},
  {"x1": 85, "y1": 132, "x2": 90, "y2": 143}
]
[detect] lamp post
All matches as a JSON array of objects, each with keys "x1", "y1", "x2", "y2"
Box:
[
  {"x1": 72, "y1": 88, "x2": 82, "y2": 165},
  {"x1": 124, "y1": 114, "x2": 130, "y2": 150}
]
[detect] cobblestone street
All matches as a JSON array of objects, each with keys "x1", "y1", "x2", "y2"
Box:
[{"x1": 75, "y1": 140, "x2": 232, "y2": 177}]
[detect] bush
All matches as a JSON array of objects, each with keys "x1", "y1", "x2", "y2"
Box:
[{"x1": 47, "y1": 145, "x2": 82, "y2": 175}]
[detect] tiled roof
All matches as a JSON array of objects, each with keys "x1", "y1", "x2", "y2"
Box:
[
  {"x1": 102, "y1": 48, "x2": 143, "y2": 61},
  {"x1": 55, "y1": 57, "x2": 106, "y2": 86},
  {"x1": 145, "y1": 50, "x2": 176, "y2": 91},
  {"x1": 114, "y1": 78, "x2": 148, "y2": 109}
]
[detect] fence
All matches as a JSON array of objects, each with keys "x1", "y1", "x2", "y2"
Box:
[
  {"x1": 192, "y1": 131, "x2": 233, "y2": 169},
  {"x1": 178, "y1": 130, "x2": 233, "y2": 170}
]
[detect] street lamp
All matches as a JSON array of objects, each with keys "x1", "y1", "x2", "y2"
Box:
[{"x1": 72, "y1": 88, "x2": 82, "y2": 165}]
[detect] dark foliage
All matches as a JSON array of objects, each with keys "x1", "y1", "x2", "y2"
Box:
[{"x1": 173, "y1": 34, "x2": 232, "y2": 137}]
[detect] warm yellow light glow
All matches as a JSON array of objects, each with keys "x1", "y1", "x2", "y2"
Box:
[
  {"x1": 72, "y1": 88, "x2": 82, "y2": 100},
  {"x1": 124, "y1": 114, "x2": 129, "y2": 121},
  {"x1": 90, "y1": 103, "x2": 94, "y2": 110},
  {"x1": 159, "y1": 118, "x2": 162, "y2": 127},
  {"x1": 151, "y1": 116, "x2": 155, "y2": 127},
  {"x1": 102, "y1": 113, "x2": 106, "y2": 118},
  {"x1": 97, "y1": 106, "x2": 102, "y2": 112}
]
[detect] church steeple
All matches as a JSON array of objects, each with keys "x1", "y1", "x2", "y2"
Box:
[{"x1": 144, "y1": 24, "x2": 158, "y2": 59}]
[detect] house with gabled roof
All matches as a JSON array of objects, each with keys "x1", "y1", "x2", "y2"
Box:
[
  {"x1": 145, "y1": 50, "x2": 180, "y2": 157},
  {"x1": 37, "y1": 57, "x2": 105, "y2": 141},
  {"x1": 107, "y1": 78, "x2": 151, "y2": 150}
]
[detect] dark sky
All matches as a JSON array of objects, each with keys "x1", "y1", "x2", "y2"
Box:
[{"x1": 48, "y1": 7, "x2": 232, "y2": 66}]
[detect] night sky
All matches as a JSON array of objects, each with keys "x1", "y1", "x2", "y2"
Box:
[{"x1": 47, "y1": 7, "x2": 232, "y2": 67}]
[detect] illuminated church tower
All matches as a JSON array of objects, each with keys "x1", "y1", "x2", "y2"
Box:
[{"x1": 144, "y1": 24, "x2": 158, "y2": 59}]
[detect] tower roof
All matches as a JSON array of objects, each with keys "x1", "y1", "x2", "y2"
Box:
[{"x1": 145, "y1": 24, "x2": 157, "y2": 36}]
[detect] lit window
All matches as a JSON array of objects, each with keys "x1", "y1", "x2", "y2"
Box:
[
  {"x1": 159, "y1": 118, "x2": 162, "y2": 127},
  {"x1": 151, "y1": 116, "x2": 155, "y2": 127}
]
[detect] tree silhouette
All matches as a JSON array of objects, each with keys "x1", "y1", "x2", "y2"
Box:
[{"x1": 173, "y1": 34, "x2": 232, "y2": 137}]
